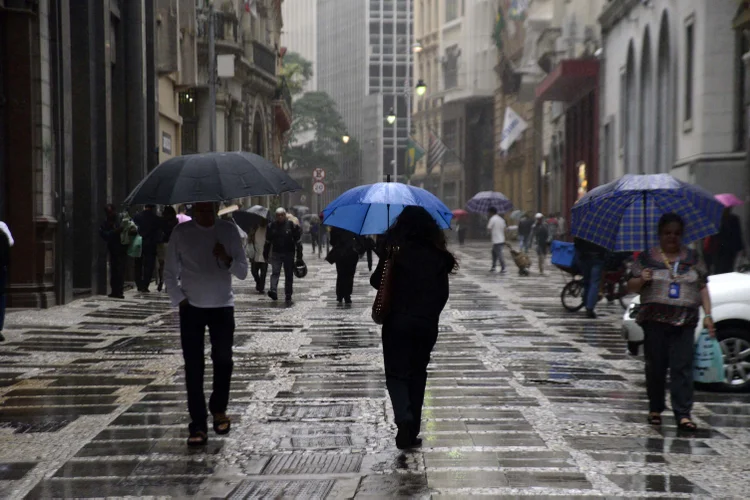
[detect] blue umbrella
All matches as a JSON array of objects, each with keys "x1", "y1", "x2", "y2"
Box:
[
  {"x1": 571, "y1": 174, "x2": 724, "y2": 251},
  {"x1": 322, "y1": 182, "x2": 453, "y2": 235},
  {"x1": 466, "y1": 191, "x2": 514, "y2": 214}
]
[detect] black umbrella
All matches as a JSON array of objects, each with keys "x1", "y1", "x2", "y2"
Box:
[
  {"x1": 124, "y1": 152, "x2": 301, "y2": 205},
  {"x1": 233, "y1": 205, "x2": 269, "y2": 233}
]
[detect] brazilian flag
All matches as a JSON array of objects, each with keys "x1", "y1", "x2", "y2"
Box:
[
  {"x1": 492, "y1": 7, "x2": 505, "y2": 51},
  {"x1": 405, "y1": 137, "x2": 426, "y2": 177}
]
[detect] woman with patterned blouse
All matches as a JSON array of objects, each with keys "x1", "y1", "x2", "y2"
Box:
[{"x1": 628, "y1": 213, "x2": 715, "y2": 431}]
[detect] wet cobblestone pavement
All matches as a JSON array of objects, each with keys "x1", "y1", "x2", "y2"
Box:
[{"x1": 1, "y1": 243, "x2": 750, "y2": 498}]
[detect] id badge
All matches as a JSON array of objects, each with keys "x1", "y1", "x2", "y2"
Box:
[{"x1": 668, "y1": 282, "x2": 681, "y2": 299}]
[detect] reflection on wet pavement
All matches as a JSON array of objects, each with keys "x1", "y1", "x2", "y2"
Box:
[{"x1": 0, "y1": 243, "x2": 747, "y2": 498}]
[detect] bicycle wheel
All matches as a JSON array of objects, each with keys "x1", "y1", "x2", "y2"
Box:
[{"x1": 561, "y1": 279, "x2": 585, "y2": 312}]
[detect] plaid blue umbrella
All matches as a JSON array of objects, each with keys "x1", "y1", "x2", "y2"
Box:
[
  {"x1": 466, "y1": 191, "x2": 514, "y2": 214},
  {"x1": 571, "y1": 174, "x2": 724, "y2": 251},
  {"x1": 322, "y1": 182, "x2": 453, "y2": 235}
]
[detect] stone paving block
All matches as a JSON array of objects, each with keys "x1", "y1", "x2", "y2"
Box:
[
  {"x1": 355, "y1": 473, "x2": 430, "y2": 498},
  {"x1": 0, "y1": 462, "x2": 36, "y2": 481},
  {"x1": 606, "y1": 474, "x2": 708, "y2": 494}
]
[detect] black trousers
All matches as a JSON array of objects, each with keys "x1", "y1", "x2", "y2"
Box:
[
  {"x1": 108, "y1": 246, "x2": 126, "y2": 295},
  {"x1": 135, "y1": 243, "x2": 157, "y2": 290},
  {"x1": 179, "y1": 304, "x2": 235, "y2": 432},
  {"x1": 335, "y1": 255, "x2": 358, "y2": 300},
  {"x1": 270, "y1": 252, "x2": 295, "y2": 297},
  {"x1": 643, "y1": 321, "x2": 695, "y2": 420},
  {"x1": 382, "y1": 314, "x2": 439, "y2": 437},
  {"x1": 251, "y1": 262, "x2": 268, "y2": 291}
]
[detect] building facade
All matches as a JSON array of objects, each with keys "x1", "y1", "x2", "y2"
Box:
[
  {"x1": 412, "y1": 0, "x2": 498, "y2": 211},
  {"x1": 182, "y1": 0, "x2": 289, "y2": 169},
  {"x1": 1, "y1": 0, "x2": 157, "y2": 307},
  {"x1": 281, "y1": 0, "x2": 317, "y2": 92},
  {"x1": 316, "y1": 0, "x2": 413, "y2": 190},
  {"x1": 601, "y1": 0, "x2": 746, "y2": 199}
]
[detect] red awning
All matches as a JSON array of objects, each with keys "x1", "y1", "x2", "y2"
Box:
[{"x1": 536, "y1": 59, "x2": 600, "y2": 102}]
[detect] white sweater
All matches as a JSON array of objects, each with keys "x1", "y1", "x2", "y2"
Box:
[{"x1": 164, "y1": 219, "x2": 248, "y2": 308}]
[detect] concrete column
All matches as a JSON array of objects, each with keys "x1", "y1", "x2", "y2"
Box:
[{"x1": 216, "y1": 102, "x2": 227, "y2": 152}]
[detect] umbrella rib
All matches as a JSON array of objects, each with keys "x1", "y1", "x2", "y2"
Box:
[{"x1": 358, "y1": 203, "x2": 374, "y2": 235}]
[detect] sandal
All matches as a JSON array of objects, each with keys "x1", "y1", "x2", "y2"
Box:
[
  {"x1": 213, "y1": 413, "x2": 231, "y2": 435},
  {"x1": 187, "y1": 429, "x2": 208, "y2": 447},
  {"x1": 647, "y1": 413, "x2": 662, "y2": 425},
  {"x1": 678, "y1": 418, "x2": 698, "y2": 431}
]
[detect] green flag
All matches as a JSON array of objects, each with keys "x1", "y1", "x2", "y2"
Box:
[{"x1": 405, "y1": 137, "x2": 426, "y2": 176}]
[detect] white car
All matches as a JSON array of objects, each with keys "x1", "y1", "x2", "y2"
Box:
[{"x1": 622, "y1": 272, "x2": 750, "y2": 392}]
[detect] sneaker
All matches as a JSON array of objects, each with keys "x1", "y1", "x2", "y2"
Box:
[
  {"x1": 268, "y1": 290, "x2": 278, "y2": 301},
  {"x1": 0, "y1": 332, "x2": 5, "y2": 342},
  {"x1": 586, "y1": 309, "x2": 597, "y2": 319}
]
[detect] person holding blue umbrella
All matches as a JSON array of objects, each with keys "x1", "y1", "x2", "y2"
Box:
[{"x1": 370, "y1": 206, "x2": 458, "y2": 449}]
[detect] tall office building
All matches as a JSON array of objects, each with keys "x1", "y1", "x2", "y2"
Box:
[
  {"x1": 317, "y1": 0, "x2": 413, "y2": 186},
  {"x1": 281, "y1": 0, "x2": 317, "y2": 92}
]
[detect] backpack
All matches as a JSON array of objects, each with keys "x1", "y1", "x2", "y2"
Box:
[{"x1": 0, "y1": 230, "x2": 9, "y2": 267}]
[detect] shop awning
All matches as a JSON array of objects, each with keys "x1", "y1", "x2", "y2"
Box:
[{"x1": 536, "y1": 59, "x2": 600, "y2": 102}]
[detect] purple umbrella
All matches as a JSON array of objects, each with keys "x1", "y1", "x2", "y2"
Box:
[{"x1": 466, "y1": 191, "x2": 513, "y2": 214}]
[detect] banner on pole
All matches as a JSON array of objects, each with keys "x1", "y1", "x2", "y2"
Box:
[{"x1": 499, "y1": 106, "x2": 528, "y2": 152}]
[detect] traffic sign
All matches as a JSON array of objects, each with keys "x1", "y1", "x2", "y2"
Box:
[
  {"x1": 313, "y1": 181, "x2": 326, "y2": 195},
  {"x1": 312, "y1": 168, "x2": 326, "y2": 181}
]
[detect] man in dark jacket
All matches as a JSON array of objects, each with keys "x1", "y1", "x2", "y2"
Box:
[
  {"x1": 99, "y1": 204, "x2": 127, "y2": 299},
  {"x1": 133, "y1": 204, "x2": 163, "y2": 292},
  {"x1": 575, "y1": 237, "x2": 607, "y2": 319},
  {"x1": 263, "y1": 208, "x2": 301, "y2": 302},
  {"x1": 518, "y1": 213, "x2": 534, "y2": 253}
]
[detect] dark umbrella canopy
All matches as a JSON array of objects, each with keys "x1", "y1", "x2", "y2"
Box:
[
  {"x1": 233, "y1": 205, "x2": 270, "y2": 233},
  {"x1": 124, "y1": 152, "x2": 301, "y2": 205}
]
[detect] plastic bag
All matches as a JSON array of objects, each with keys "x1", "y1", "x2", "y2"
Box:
[
  {"x1": 127, "y1": 235, "x2": 143, "y2": 259},
  {"x1": 693, "y1": 330, "x2": 726, "y2": 384}
]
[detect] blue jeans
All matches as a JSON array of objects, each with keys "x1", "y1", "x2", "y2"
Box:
[
  {"x1": 491, "y1": 243, "x2": 506, "y2": 270},
  {"x1": 581, "y1": 257, "x2": 604, "y2": 311}
]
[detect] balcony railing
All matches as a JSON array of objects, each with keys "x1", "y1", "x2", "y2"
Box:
[
  {"x1": 253, "y1": 41, "x2": 276, "y2": 77},
  {"x1": 196, "y1": 10, "x2": 240, "y2": 46}
]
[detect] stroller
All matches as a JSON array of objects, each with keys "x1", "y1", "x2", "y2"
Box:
[{"x1": 510, "y1": 248, "x2": 531, "y2": 276}]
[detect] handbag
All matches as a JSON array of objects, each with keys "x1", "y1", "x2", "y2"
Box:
[
  {"x1": 372, "y1": 246, "x2": 397, "y2": 325},
  {"x1": 127, "y1": 235, "x2": 143, "y2": 258},
  {"x1": 693, "y1": 330, "x2": 725, "y2": 384}
]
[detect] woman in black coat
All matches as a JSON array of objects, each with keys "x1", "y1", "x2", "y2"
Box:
[
  {"x1": 330, "y1": 227, "x2": 362, "y2": 304},
  {"x1": 370, "y1": 206, "x2": 458, "y2": 449}
]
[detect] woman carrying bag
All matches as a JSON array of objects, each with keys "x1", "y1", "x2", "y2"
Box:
[
  {"x1": 628, "y1": 213, "x2": 715, "y2": 431},
  {"x1": 370, "y1": 206, "x2": 458, "y2": 449}
]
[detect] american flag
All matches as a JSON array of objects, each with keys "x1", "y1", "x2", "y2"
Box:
[{"x1": 427, "y1": 132, "x2": 448, "y2": 174}]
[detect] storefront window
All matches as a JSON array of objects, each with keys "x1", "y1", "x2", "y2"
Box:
[{"x1": 577, "y1": 161, "x2": 588, "y2": 200}]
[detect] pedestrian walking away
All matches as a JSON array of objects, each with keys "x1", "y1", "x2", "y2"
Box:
[
  {"x1": 704, "y1": 206, "x2": 744, "y2": 275},
  {"x1": 628, "y1": 213, "x2": 714, "y2": 432},
  {"x1": 486, "y1": 207, "x2": 507, "y2": 273},
  {"x1": 370, "y1": 206, "x2": 458, "y2": 450},
  {"x1": 264, "y1": 208, "x2": 302, "y2": 303},
  {"x1": 133, "y1": 204, "x2": 163, "y2": 292},
  {"x1": 248, "y1": 219, "x2": 269, "y2": 293},
  {"x1": 0, "y1": 221, "x2": 13, "y2": 342},
  {"x1": 156, "y1": 206, "x2": 179, "y2": 292},
  {"x1": 532, "y1": 213, "x2": 549, "y2": 274},
  {"x1": 518, "y1": 212, "x2": 533, "y2": 254},
  {"x1": 99, "y1": 204, "x2": 128, "y2": 299},
  {"x1": 164, "y1": 202, "x2": 248, "y2": 446},
  {"x1": 575, "y1": 237, "x2": 607, "y2": 319},
  {"x1": 329, "y1": 227, "x2": 364, "y2": 305}
]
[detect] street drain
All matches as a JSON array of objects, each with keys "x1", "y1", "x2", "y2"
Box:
[
  {"x1": 229, "y1": 480, "x2": 334, "y2": 499},
  {"x1": 262, "y1": 453, "x2": 363, "y2": 474}
]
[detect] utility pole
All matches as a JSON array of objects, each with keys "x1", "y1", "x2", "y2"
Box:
[
  {"x1": 208, "y1": 2, "x2": 217, "y2": 152},
  {"x1": 391, "y1": 0, "x2": 398, "y2": 180}
]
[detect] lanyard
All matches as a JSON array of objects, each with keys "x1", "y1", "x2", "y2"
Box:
[{"x1": 659, "y1": 250, "x2": 681, "y2": 280}]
